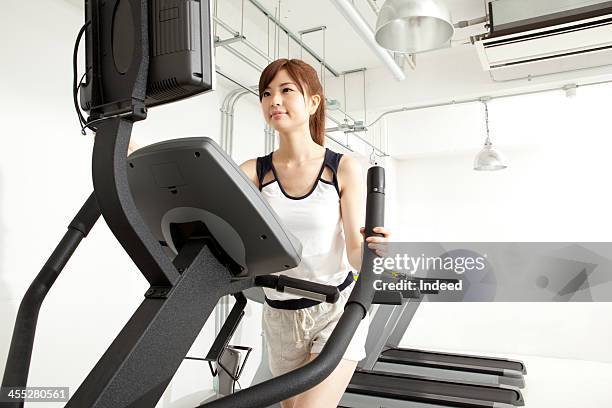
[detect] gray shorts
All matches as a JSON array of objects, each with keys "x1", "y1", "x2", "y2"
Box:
[{"x1": 262, "y1": 283, "x2": 370, "y2": 376}]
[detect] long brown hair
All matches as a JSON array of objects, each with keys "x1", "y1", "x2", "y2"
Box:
[{"x1": 258, "y1": 59, "x2": 326, "y2": 146}]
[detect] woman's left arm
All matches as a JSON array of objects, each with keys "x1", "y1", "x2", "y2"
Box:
[{"x1": 338, "y1": 156, "x2": 390, "y2": 272}]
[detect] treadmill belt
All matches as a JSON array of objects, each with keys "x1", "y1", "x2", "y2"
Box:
[
  {"x1": 380, "y1": 348, "x2": 526, "y2": 373},
  {"x1": 348, "y1": 371, "x2": 523, "y2": 406}
]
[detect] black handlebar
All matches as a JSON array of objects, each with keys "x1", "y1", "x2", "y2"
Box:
[
  {"x1": 254, "y1": 274, "x2": 340, "y2": 303},
  {"x1": 344, "y1": 166, "x2": 385, "y2": 318}
]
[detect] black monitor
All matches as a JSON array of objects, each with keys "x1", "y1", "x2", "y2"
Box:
[{"x1": 80, "y1": 0, "x2": 214, "y2": 118}]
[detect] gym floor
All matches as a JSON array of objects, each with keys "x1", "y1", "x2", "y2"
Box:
[{"x1": 518, "y1": 355, "x2": 612, "y2": 407}]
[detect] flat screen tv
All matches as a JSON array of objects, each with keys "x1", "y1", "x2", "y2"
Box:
[{"x1": 80, "y1": 0, "x2": 214, "y2": 117}]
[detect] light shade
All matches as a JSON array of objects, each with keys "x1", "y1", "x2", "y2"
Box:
[
  {"x1": 330, "y1": 0, "x2": 406, "y2": 80},
  {"x1": 375, "y1": 0, "x2": 455, "y2": 53},
  {"x1": 474, "y1": 144, "x2": 507, "y2": 171}
]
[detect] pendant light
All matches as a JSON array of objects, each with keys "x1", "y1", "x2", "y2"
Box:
[
  {"x1": 474, "y1": 99, "x2": 507, "y2": 171},
  {"x1": 375, "y1": 0, "x2": 455, "y2": 53}
]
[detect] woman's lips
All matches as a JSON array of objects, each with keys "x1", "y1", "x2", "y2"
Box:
[{"x1": 271, "y1": 112, "x2": 287, "y2": 119}]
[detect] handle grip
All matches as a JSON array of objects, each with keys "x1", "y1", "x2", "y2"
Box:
[
  {"x1": 254, "y1": 275, "x2": 340, "y2": 303},
  {"x1": 348, "y1": 166, "x2": 385, "y2": 315},
  {"x1": 278, "y1": 275, "x2": 340, "y2": 303},
  {"x1": 364, "y1": 166, "x2": 385, "y2": 239}
]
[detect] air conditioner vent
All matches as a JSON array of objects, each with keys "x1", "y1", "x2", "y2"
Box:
[{"x1": 476, "y1": 2, "x2": 612, "y2": 81}]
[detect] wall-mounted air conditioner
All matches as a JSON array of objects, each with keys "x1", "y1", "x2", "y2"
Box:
[{"x1": 476, "y1": 0, "x2": 612, "y2": 81}]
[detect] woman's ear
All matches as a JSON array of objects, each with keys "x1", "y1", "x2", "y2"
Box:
[{"x1": 309, "y1": 94, "x2": 321, "y2": 115}]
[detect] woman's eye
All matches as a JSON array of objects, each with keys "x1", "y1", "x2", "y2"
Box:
[
  {"x1": 262, "y1": 91, "x2": 271, "y2": 97},
  {"x1": 282, "y1": 88, "x2": 292, "y2": 93}
]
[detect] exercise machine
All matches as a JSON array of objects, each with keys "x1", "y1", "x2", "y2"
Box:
[
  {"x1": 340, "y1": 284, "x2": 525, "y2": 407},
  {"x1": 355, "y1": 276, "x2": 526, "y2": 388},
  {"x1": 374, "y1": 294, "x2": 526, "y2": 388},
  {"x1": 250, "y1": 277, "x2": 525, "y2": 407},
  {"x1": 1, "y1": 1, "x2": 387, "y2": 406},
  {"x1": 1, "y1": 137, "x2": 386, "y2": 408}
]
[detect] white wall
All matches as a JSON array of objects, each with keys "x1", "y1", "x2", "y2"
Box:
[{"x1": 390, "y1": 82, "x2": 612, "y2": 363}]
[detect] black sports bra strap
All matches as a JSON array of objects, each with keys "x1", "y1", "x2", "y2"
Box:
[
  {"x1": 323, "y1": 149, "x2": 343, "y2": 196},
  {"x1": 256, "y1": 153, "x2": 274, "y2": 190},
  {"x1": 258, "y1": 149, "x2": 343, "y2": 194}
]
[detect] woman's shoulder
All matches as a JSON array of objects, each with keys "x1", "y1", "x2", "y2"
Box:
[
  {"x1": 239, "y1": 158, "x2": 259, "y2": 186},
  {"x1": 336, "y1": 153, "x2": 360, "y2": 174},
  {"x1": 335, "y1": 153, "x2": 362, "y2": 194}
]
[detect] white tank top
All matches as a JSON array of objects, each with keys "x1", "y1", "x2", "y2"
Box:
[{"x1": 256, "y1": 148, "x2": 352, "y2": 301}]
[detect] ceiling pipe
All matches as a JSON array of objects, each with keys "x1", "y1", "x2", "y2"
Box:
[
  {"x1": 220, "y1": 89, "x2": 251, "y2": 155},
  {"x1": 247, "y1": 0, "x2": 342, "y2": 77},
  {"x1": 329, "y1": 0, "x2": 406, "y2": 81},
  {"x1": 361, "y1": 77, "x2": 612, "y2": 129},
  {"x1": 214, "y1": 16, "x2": 273, "y2": 63},
  {"x1": 454, "y1": 15, "x2": 488, "y2": 28},
  {"x1": 212, "y1": 8, "x2": 382, "y2": 154},
  {"x1": 227, "y1": 91, "x2": 250, "y2": 157}
]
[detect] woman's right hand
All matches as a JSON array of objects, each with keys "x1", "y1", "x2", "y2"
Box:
[{"x1": 360, "y1": 226, "x2": 390, "y2": 257}]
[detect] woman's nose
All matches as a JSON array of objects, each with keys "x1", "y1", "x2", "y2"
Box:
[{"x1": 270, "y1": 94, "x2": 282, "y2": 106}]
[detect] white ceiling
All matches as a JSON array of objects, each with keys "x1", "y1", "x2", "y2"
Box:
[
  {"x1": 212, "y1": 0, "x2": 493, "y2": 102},
  {"x1": 244, "y1": 0, "x2": 489, "y2": 73}
]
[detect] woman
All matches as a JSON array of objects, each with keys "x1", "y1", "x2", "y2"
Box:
[{"x1": 240, "y1": 58, "x2": 390, "y2": 408}]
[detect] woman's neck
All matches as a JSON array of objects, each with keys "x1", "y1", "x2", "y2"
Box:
[{"x1": 275, "y1": 127, "x2": 324, "y2": 164}]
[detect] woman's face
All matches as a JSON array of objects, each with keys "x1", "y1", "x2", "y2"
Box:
[{"x1": 261, "y1": 69, "x2": 320, "y2": 134}]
